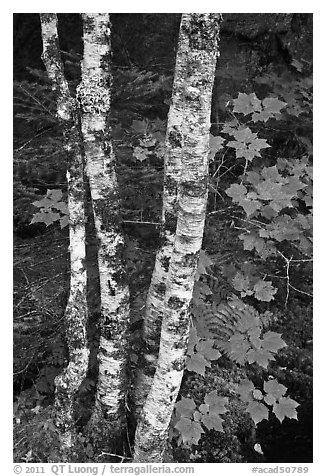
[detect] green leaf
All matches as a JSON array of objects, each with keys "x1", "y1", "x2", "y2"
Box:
[
  {"x1": 175, "y1": 397, "x2": 196, "y2": 418},
  {"x1": 253, "y1": 280, "x2": 277, "y2": 302},
  {"x1": 247, "y1": 348, "x2": 274, "y2": 368},
  {"x1": 187, "y1": 326, "x2": 200, "y2": 356},
  {"x1": 228, "y1": 127, "x2": 257, "y2": 142},
  {"x1": 261, "y1": 331, "x2": 287, "y2": 353},
  {"x1": 59, "y1": 215, "x2": 69, "y2": 229},
  {"x1": 221, "y1": 119, "x2": 239, "y2": 135},
  {"x1": 237, "y1": 380, "x2": 255, "y2": 403},
  {"x1": 239, "y1": 233, "x2": 276, "y2": 259},
  {"x1": 248, "y1": 332, "x2": 263, "y2": 349},
  {"x1": 246, "y1": 170, "x2": 261, "y2": 186},
  {"x1": 208, "y1": 134, "x2": 225, "y2": 161},
  {"x1": 192, "y1": 281, "x2": 212, "y2": 306},
  {"x1": 261, "y1": 166, "x2": 286, "y2": 183},
  {"x1": 174, "y1": 417, "x2": 205, "y2": 445},
  {"x1": 251, "y1": 110, "x2": 276, "y2": 122},
  {"x1": 260, "y1": 205, "x2": 278, "y2": 220},
  {"x1": 204, "y1": 391, "x2": 228, "y2": 413},
  {"x1": 226, "y1": 183, "x2": 247, "y2": 202},
  {"x1": 227, "y1": 127, "x2": 270, "y2": 161},
  {"x1": 198, "y1": 403, "x2": 209, "y2": 414},
  {"x1": 53, "y1": 201, "x2": 68, "y2": 214},
  {"x1": 186, "y1": 353, "x2": 209, "y2": 376},
  {"x1": 265, "y1": 215, "x2": 303, "y2": 242},
  {"x1": 283, "y1": 175, "x2": 306, "y2": 196},
  {"x1": 32, "y1": 197, "x2": 54, "y2": 210},
  {"x1": 226, "y1": 184, "x2": 262, "y2": 216},
  {"x1": 262, "y1": 97, "x2": 287, "y2": 115},
  {"x1": 264, "y1": 394, "x2": 276, "y2": 406},
  {"x1": 201, "y1": 413, "x2": 224, "y2": 432},
  {"x1": 199, "y1": 392, "x2": 227, "y2": 432},
  {"x1": 256, "y1": 179, "x2": 286, "y2": 201},
  {"x1": 263, "y1": 379, "x2": 287, "y2": 401},
  {"x1": 246, "y1": 401, "x2": 269, "y2": 425},
  {"x1": 47, "y1": 189, "x2": 63, "y2": 202},
  {"x1": 195, "y1": 250, "x2": 213, "y2": 280},
  {"x1": 251, "y1": 97, "x2": 287, "y2": 122},
  {"x1": 31, "y1": 211, "x2": 60, "y2": 226},
  {"x1": 196, "y1": 339, "x2": 221, "y2": 362},
  {"x1": 232, "y1": 272, "x2": 254, "y2": 297},
  {"x1": 273, "y1": 397, "x2": 299, "y2": 423},
  {"x1": 233, "y1": 92, "x2": 262, "y2": 115},
  {"x1": 241, "y1": 198, "x2": 262, "y2": 217}
]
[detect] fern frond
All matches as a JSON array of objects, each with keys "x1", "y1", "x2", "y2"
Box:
[{"x1": 192, "y1": 296, "x2": 278, "y2": 359}]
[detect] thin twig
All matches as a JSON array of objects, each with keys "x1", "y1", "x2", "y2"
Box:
[
  {"x1": 240, "y1": 159, "x2": 249, "y2": 185},
  {"x1": 277, "y1": 250, "x2": 291, "y2": 307},
  {"x1": 276, "y1": 250, "x2": 312, "y2": 305},
  {"x1": 208, "y1": 206, "x2": 235, "y2": 216},
  {"x1": 17, "y1": 84, "x2": 55, "y2": 118},
  {"x1": 123, "y1": 220, "x2": 161, "y2": 226},
  {"x1": 289, "y1": 258, "x2": 313, "y2": 263},
  {"x1": 288, "y1": 284, "x2": 313, "y2": 298},
  {"x1": 14, "y1": 273, "x2": 64, "y2": 309},
  {"x1": 14, "y1": 127, "x2": 55, "y2": 153}
]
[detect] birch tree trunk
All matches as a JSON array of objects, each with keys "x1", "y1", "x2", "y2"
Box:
[
  {"x1": 133, "y1": 16, "x2": 193, "y2": 415},
  {"x1": 40, "y1": 14, "x2": 89, "y2": 456},
  {"x1": 76, "y1": 14, "x2": 130, "y2": 448},
  {"x1": 133, "y1": 13, "x2": 222, "y2": 463}
]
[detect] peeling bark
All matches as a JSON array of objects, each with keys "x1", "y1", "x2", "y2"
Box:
[
  {"x1": 132, "y1": 17, "x2": 186, "y2": 417},
  {"x1": 143, "y1": 16, "x2": 191, "y2": 346},
  {"x1": 133, "y1": 13, "x2": 222, "y2": 463},
  {"x1": 40, "y1": 14, "x2": 89, "y2": 457},
  {"x1": 77, "y1": 14, "x2": 130, "y2": 447},
  {"x1": 133, "y1": 12, "x2": 209, "y2": 416}
]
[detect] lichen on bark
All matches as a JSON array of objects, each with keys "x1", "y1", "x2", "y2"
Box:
[
  {"x1": 133, "y1": 13, "x2": 222, "y2": 463},
  {"x1": 132, "y1": 12, "x2": 195, "y2": 417},
  {"x1": 77, "y1": 13, "x2": 130, "y2": 448},
  {"x1": 40, "y1": 13, "x2": 89, "y2": 458}
]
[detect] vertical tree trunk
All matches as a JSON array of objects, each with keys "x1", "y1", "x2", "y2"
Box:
[
  {"x1": 133, "y1": 13, "x2": 222, "y2": 463},
  {"x1": 133, "y1": 17, "x2": 193, "y2": 415},
  {"x1": 40, "y1": 14, "x2": 89, "y2": 457},
  {"x1": 77, "y1": 14, "x2": 130, "y2": 448}
]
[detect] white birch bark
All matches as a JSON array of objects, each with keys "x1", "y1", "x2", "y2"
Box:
[
  {"x1": 132, "y1": 16, "x2": 186, "y2": 417},
  {"x1": 133, "y1": 13, "x2": 222, "y2": 463},
  {"x1": 76, "y1": 14, "x2": 130, "y2": 447},
  {"x1": 40, "y1": 14, "x2": 89, "y2": 456}
]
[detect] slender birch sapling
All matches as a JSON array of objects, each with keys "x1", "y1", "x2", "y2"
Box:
[{"x1": 39, "y1": 13, "x2": 89, "y2": 455}]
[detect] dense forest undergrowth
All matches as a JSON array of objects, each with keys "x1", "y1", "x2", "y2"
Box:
[{"x1": 13, "y1": 13, "x2": 312, "y2": 463}]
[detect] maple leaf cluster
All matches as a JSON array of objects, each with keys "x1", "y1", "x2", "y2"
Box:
[
  {"x1": 172, "y1": 392, "x2": 228, "y2": 445},
  {"x1": 31, "y1": 189, "x2": 69, "y2": 229},
  {"x1": 237, "y1": 379, "x2": 299, "y2": 425}
]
